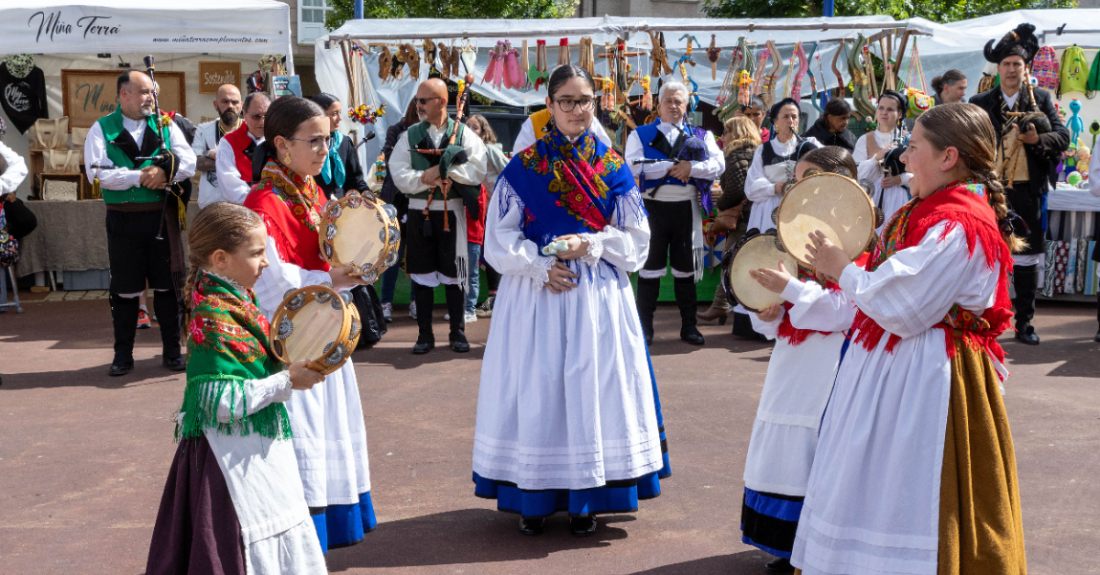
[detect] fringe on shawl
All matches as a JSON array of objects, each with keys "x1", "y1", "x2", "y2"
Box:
[
  {"x1": 850, "y1": 213, "x2": 1013, "y2": 367},
  {"x1": 175, "y1": 375, "x2": 294, "y2": 442}
]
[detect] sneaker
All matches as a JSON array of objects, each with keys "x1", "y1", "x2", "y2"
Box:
[
  {"x1": 381, "y1": 302, "x2": 393, "y2": 323},
  {"x1": 409, "y1": 301, "x2": 417, "y2": 320},
  {"x1": 137, "y1": 306, "x2": 151, "y2": 329},
  {"x1": 445, "y1": 312, "x2": 477, "y2": 323},
  {"x1": 475, "y1": 295, "x2": 495, "y2": 318}
]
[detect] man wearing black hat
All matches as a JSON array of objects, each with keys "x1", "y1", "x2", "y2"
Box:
[{"x1": 970, "y1": 23, "x2": 1069, "y2": 346}]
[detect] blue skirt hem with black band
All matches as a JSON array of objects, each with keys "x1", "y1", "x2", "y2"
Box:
[
  {"x1": 309, "y1": 491, "x2": 377, "y2": 553},
  {"x1": 740, "y1": 487, "x2": 804, "y2": 559},
  {"x1": 473, "y1": 348, "x2": 669, "y2": 517}
]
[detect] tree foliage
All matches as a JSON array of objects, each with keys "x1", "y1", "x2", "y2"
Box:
[
  {"x1": 325, "y1": 0, "x2": 576, "y2": 31},
  {"x1": 701, "y1": 0, "x2": 1077, "y2": 23}
]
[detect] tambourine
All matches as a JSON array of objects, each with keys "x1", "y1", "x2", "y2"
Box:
[
  {"x1": 319, "y1": 192, "x2": 401, "y2": 283},
  {"x1": 721, "y1": 231, "x2": 799, "y2": 313},
  {"x1": 269, "y1": 285, "x2": 361, "y2": 376},
  {"x1": 775, "y1": 172, "x2": 881, "y2": 268}
]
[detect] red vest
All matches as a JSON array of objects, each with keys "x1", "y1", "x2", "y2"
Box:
[{"x1": 223, "y1": 123, "x2": 258, "y2": 184}]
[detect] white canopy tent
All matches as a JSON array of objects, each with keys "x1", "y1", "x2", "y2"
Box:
[
  {"x1": 0, "y1": 0, "x2": 295, "y2": 197},
  {"x1": 315, "y1": 16, "x2": 924, "y2": 161},
  {"x1": 316, "y1": 10, "x2": 1100, "y2": 162}
]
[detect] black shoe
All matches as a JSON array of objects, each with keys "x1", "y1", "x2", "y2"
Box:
[
  {"x1": 450, "y1": 333, "x2": 470, "y2": 353},
  {"x1": 108, "y1": 357, "x2": 134, "y2": 377},
  {"x1": 680, "y1": 326, "x2": 705, "y2": 346},
  {"x1": 1015, "y1": 324, "x2": 1040, "y2": 345},
  {"x1": 764, "y1": 557, "x2": 794, "y2": 574},
  {"x1": 1094, "y1": 330, "x2": 1100, "y2": 343},
  {"x1": 163, "y1": 354, "x2": 186, "y2": 371},
  {"x1": 413, "y1": 335, "x2": 435, "y2": 354},
  {"x1": 519, "y1": 517, "x2": 545, "y2": 536},
  {"x1": 569, "y1": 515, "x2": 597, "y2": 537}
]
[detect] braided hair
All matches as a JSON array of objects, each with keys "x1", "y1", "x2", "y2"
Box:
[{"x1": 915, "y1": 103, "x2": 1025, "y2": 253}]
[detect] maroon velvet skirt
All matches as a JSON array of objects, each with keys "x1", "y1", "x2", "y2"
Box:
[{"x1": 146, "y1": 436, "x2": 247, "y2": 575}]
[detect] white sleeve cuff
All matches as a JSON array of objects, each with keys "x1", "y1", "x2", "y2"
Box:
[
  {"x1": 578, "y1": 232, "x2": 605, "y2": 266},
  {"x1": 526, "y1": 256, "x2": 557, "y2": 289}
]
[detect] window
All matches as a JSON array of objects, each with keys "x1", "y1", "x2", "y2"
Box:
[{"x1": 297, "y1": 0, "x2": 331, "y2": 45}]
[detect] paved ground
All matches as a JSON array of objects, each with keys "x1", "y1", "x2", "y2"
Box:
[{"x1": 1, "y1": 297, "x2": 1098, "y2": 575}]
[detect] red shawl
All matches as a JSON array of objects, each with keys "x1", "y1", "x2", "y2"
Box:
[
  {"x1": 244, "y1": 160, "x2": 329, "y2": 272},
  {"x1": 848, "y1": 181, "x2": 1014, "y2": 365},
  {"x1": 223, "y1": 123, "x2": 256, "y2": 183}
]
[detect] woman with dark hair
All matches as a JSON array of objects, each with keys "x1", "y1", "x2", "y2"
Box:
[
  {"x1": 801, "y1": 98, "x2": 856, "y2": 150},
  {"x1": 379, "y1": 100, "x2": 421, "y2": 322},
  {"x1": 737, "y1": 144, "x2": 860, "y2": 575},
  {"x1": 472, "y1": 64, "x2": 667, "y2": 538},
  {"x1": 793, "y1": 103, "x2": 1026, "y2": 575},
  {"x1": 308, "y1": 93, "x2": 369, "y2": 200},
  {"x1": 744, "y1": 98, "x2": 821, "y2": 235},
  {"x1": 308, "y1": 92, "x2": 387, "y2": 346},
  {"x1": 243, "y1": 96, "x2": 378, "y2": 554},
  {"x1": 854, "y1": 90, "x2": 912, "y2": 233}
]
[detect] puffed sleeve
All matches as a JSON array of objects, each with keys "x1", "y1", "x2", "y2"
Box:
[
  {"x1": 483, "y1": 174, "x2": 557, "y2": 287},
  {"x1": 838, "y1": 223, "x2": 1000, "y2": 339}
]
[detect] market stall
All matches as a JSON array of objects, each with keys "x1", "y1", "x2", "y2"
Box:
[{"x1": 0, "y1": 0, "x2": 294, "y2": 288}]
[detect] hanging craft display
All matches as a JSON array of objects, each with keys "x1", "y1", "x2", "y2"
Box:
[
  {"x1": 460, "y1": 39, "x2": 477, "y2": 76},
  {"x1": 648, "y1": 31, "x2": 673, "y2": 77},
  {"x1": 640, "y1": 75, "x2": 653, "y2": 110},
  {"x1": 578, "y1": 37, "x2": 596, "y2": 76},
  {"x1": 790, "y1": 42, "x2": 811, "y2": 99},
  {"x1": 902, "y1": 39, "x2": 934, "y2": 116},
  {"x1": 557, "y1": 38, "x2": 571, "y2": 67},
  {"x1": 762, "y1": 40, "x2": 782, "y2": 108},
  {"x1": 832, "y1": 41, "x2": 847, "y2": 98},
  {"x1": 707, "y1": 34, "x2": 722, "y2": 80},
  {"x1": 423, "y1": 39, "x2": 438, "y2": 74},
  {"x1": 403, "y1": 43, "x2": 421, "y2": 82},
  {"x1": 847, "y1": 35, "x2": 876, "y2": 120},
  {"x1": 502, "y1": 41, "x2": 523, "y2": 89},
  {"x1": 815, "y1": 54, "x2": 830, "y2": 108},
  {"x1": 529, "y1": 40, "x2": 549, "y2": 90},
  {"x1": 484, "y1": 41, "x2": 506, "y2": 89}
]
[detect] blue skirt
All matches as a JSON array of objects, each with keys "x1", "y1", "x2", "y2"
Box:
[
  {"x1": 473, "y1": 346, "x2": 670, "y2": 518},
  {"x1": 740, "y1": 487, "x2": 804, "y2": 559},
  {"x1": 309, "y1": 491, "x2": 377, "y2": 553}
]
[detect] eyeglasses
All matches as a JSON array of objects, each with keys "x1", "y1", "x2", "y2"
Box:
[
  {"x1": 414, "y1": 97, "x2": 443, "y2": 105},
  {"x1": 248, "y1": 113, "x2": 266, "y2": 121},
  {"x1": 553, "y1": 97, "x2": 595, "y2": 112},
  {"x1": 286, "y1": 136, "x2": 332, "y2": 153}
]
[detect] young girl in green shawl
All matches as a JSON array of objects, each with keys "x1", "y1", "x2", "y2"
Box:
[{"x1": 146, "y1": 201, "x2": 327, "y2": 575}]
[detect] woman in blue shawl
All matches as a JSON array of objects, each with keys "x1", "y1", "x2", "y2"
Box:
[{"x1": 472, "y1": 65, "x2": 667, "y2": 538}]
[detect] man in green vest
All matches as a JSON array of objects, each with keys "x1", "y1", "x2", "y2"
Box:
[
  {"x1": 83, "y1": 70, "x2": 196, "y2": 376},
  {"x1": 390, "y1": 78, "x2": 487, "y2": 355}
]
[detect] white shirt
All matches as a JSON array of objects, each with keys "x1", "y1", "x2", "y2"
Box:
[
  {"x1": 0, "y1": 141, "x2": 29, "y2": 195},
  {"x1": 83, "y1": 114, "x2": 196, "y2": 190},
  {"x1": 624, "y1": 121, "x2": 725, "y2": 201},
  {"x1": 390, "y1": 121, "x2": 487, "y2": 199},
  {"x1": 215, "y1": 130, "x2": 264, "y2": 205},
  {"x1": 1002, "y1": 89, "x2": 1020, "y2": 110},
  {"x1": 513, "y1": 116, "x2": 612, "y2": 153},
  {"x1": 192, "y1": 120, "x2": 239, "y2": 208}
]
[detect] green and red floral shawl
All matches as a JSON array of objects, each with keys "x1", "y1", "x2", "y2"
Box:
[{"x1": 176, "y1": 271, "x2": 292, "y2": 441}]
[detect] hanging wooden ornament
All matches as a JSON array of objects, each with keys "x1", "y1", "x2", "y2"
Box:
[
  {"x1": 378, "y1": 45, "x2": 392, "y2": 82},
  {"x1": 460, "y1": 39, "x2": 477, "y2": 76},
  {"x1": 423, "y1": 39, "x2": 438, "y2": 74},
  {"x1": 557, "y1": 38, "x2": 571, "y2": 67},
  {"x1": 707, "y1": 34, "x2": 721, "y2": 80},
  {"x1": 520, "y1": 40, "x2": 531, "y2": 88}
]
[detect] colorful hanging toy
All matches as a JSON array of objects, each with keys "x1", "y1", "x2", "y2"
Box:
[
  {"x1": 737, "y1": 70, "x2": 754, "y2": 106},
  {"x1": 349, "y1": 103, "x2": 387, "y2": 125}
]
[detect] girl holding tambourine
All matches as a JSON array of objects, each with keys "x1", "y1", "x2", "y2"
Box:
[
  {"x1": 792, "y1": 103, "x2": 1027, "y2": 574},
  {"x1": 738, "y1": 146, "x2": 861, "y2": 574}
]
